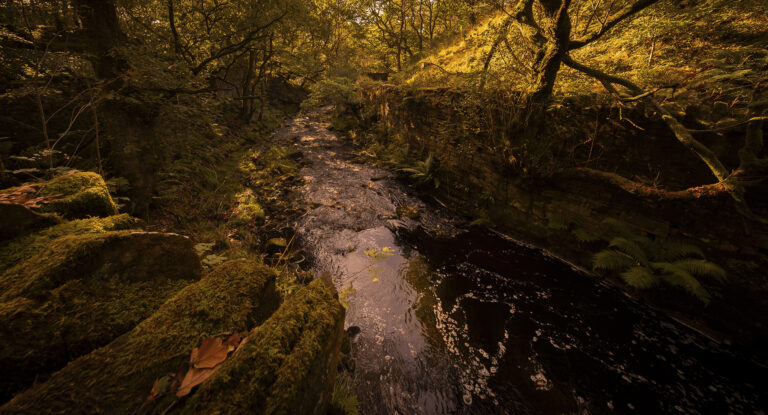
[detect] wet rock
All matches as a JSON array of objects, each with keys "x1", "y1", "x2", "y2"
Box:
[
  {"x1": 0, "y1": 203, "x2": 60, "y2": 241},
  {"x1": 0, "y1": 227, "x2": 202, "y2": 402},
  {"x1": 0, "y1": 259, "x2": 280, "y2": 415},
  {"x1": 346, "y1": 326, "x2": 361, "y2": 338},
  {"x1": 176, "y1": 278, "x2": 345, "y2": 415}
]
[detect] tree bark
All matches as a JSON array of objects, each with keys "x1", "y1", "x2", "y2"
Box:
[{"x1": 71, "y1": 0, "x2": 125, "y2": 79}]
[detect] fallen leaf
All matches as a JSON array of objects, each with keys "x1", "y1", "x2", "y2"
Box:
[
  {"x1": 191, "y1": 337, "x2": 229, "y2": 369},
  {"x1": 175, "y1": 333, "x2": 244, "y2": 398},
  {"x1": 223, "y1": 333, "x2": 241, "y2": 352},
  {"x1": 176, "y1": 367, "x2": 217, "y2": 398}
]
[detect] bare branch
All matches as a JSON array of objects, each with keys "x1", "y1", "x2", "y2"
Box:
[{"x1": 569, "y1": 0, "x2": 660, "y2": 50}]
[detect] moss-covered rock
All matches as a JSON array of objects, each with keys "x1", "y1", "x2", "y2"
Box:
[
  {"x1": 176, "y1": 278, "x2": 345, "y2": 415},
  {"x1": 0, "y1": 229, "x2": 202, "y2": 403},
  {"x1": 0, "y1": 259, "x2": 281, "y2": 415},
  {"x1": 0, "y1": 214, "x2": 140, "y2": 274},
  {"x1": 37, "y1": 171, "x2": 118, "y2": 219}
]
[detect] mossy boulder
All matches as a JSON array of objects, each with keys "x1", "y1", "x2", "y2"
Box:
[
  {"x1": 37, "y1": 171, "x2": 118, "y2": 219},
  {"x1": 0, "y1": 259, "x2": 281, "y2": 415},
  {"x1": 176, "y1": 278, "x2": 345, "y2": 415},
  {"x1": 0, "y1": 214, "x2": 140, "y2": 274},
  {"x1": 0, "y1": 228, "x2": 202, "y2": 402}
]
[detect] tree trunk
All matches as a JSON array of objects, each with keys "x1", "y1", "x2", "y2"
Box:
[{"x1": 71, "y1": 0, "x2": 125, "y2": 79}]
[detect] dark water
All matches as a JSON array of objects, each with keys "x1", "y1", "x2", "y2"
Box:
[{"x1": 275, "y1": 110, "x2": 767, "y2": 415}]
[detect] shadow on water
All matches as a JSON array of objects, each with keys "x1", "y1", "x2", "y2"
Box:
[{"x1": 278, "y1": 110, "x2": 767, "y2": 415}]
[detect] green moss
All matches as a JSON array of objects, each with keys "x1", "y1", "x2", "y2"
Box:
[
  {"x1": 177, "y1": 278, "x2": 345, "y2": 415},
  {"x1": 38, "y1": 172, "x2": 118, "y2": 219},
  {"x1": 1, "y1": 259, "x2": 281, "y2": 415},
  {"x1": 0, "y1": 226, "x2": 204, "y2": 403},
  {"x1": 328, "y1": 373, "x2": 360, "y2": 415},
  {"x1": 228, "y1": 189, "x2": 266, "y2": 227},
  {"x1": 0, "y1": 214, "x2": 139, "y2": 274}
]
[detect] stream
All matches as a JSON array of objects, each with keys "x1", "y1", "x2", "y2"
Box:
[{"x1": 274, "y1": 110, "x2": 766, "y2": 415}]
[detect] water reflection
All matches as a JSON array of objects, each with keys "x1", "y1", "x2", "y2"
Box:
[{"x1": 335, "y1": 227, "x2": 460, "y2": 415}]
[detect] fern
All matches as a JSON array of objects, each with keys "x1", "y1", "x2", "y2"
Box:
[
  {"x1": 673, "y1": 259, "x2": 726, "y2": 283},
  {"x1": 608, "y1": 237, "x2": 650, "y2": 266},
  {"x1": 588, "y1": 217, "x2": 725, "y2": 304},
  {"x1": 655, "y1": 263, "x2": 711, "y2": 304},
  {"x1": 620, "y1": 267, "x2": 658, "y2": 289},
  {"x1": 593, "y1": 250, "x2": 636, "y2": 272},
  {"x1": 399, "y1": 152, "x2": 440, "y2": 189},
  {"x1": 657, "y1": 240, "x2": 705, "y2": 261}
]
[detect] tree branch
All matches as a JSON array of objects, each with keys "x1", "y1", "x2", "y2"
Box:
[
  {"x1": 566, "y1": 167, "x2": 730, "y2": 200},
  {"x1": 562, "y1": 55, "x2": 731, "y2": 183},
  {"x1": 569, "y1": 0, "x2": 660, "y2": 50}
]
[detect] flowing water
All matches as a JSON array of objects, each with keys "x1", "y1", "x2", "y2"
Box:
[{"x1": 274, "y1": 110, "x2": 766, "y2": 415}]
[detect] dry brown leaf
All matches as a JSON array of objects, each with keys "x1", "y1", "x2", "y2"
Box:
[
  {"x1": 222, "y1": 333, "x2": 241, "y2": 352},
  {"x1": 175, "y1": 333, "x2": 244, "y2": 398},
  {"x1": 191, "y1": 337, "x2": 229, "y2": 369},
  {"x1": 176, "y1": 367, "x2": 217, "y2": 398}
]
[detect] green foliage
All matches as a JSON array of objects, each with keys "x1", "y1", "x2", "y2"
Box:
[
  {"x1": 302, "y1": 77, "x2": 361, "y2": 110},
  {"x1": 328, "y1": 372, "x2": 360, "y2": 415},
  {"x1": 339, "y1": 284, "x2": 356, "y2": 310},
  {"x1": 399, "y1": 152, "x2": 441, "y2": 189},
  {"x1": 588, "y1": 219, "x2": 726, "y2": 304}
]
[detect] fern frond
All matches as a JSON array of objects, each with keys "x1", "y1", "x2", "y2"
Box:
[
  {"x1": 673, "y1": 259, "x2": 726, "y2": 283},
  {"x1": 633, "y1": 235, "x2": 660, "y2": 260},
  {"x1": 620, "y1": 267, "x2": 658, "y2": 289},
  {"x1": 592, "y1": 250, "x2": 635, "y2": 272},
  {"x1": 608, "y1": 237, "x2": 649, "y2": 266},
  {"x1": 658, "y1": 240, "x2": 705, "y2": 261},
  {"x1": 655, "y1": 263, "x2": 711, "y2": 304}
]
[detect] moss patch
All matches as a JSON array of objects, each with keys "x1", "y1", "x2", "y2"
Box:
[
  {"x1": 37, "y1": 172, "x2": 118, "y2": 219},
  {"x1": 0, "y1": 214, "x2": 139, "y2": 274},
  {"x1": 0, "y1": 228, "x2": 202, "y2": 403},
  {"x1": 396, "y1": 204, "x2": 421, "y2": 219},
  {"x1": 228, "y1": 189, "x2": 266, "y2": 227},
  {"x1": 0, "y1": 259, "x2": 281, "y2": 414},
  {"x1": 176, "y1": 278, "x2": 345, "y2": 415}
]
